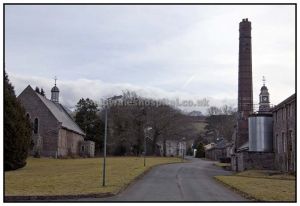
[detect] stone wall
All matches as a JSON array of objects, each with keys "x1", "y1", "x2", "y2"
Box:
[
  {"x1": 58, "y1": 129, "x2": 68, "y2": 157},
  {"x1": 205, "y1": 148, "x2": 226, "y2": 161},
  {"x1": 66, "y1": 129, "x2": 84, "y2": 156},
  {"x1": 57, "y1": 128, "x2": 85, "y2": 157},
  {"x1": 272, "y1": 94, "x2": 295, "y2": 172},
  {"x1": 18, "y1": 86, "x2": 60, "y2": 157},
  {"x1": 234, "y1": 151, "x2": 275, "y2": 171},
  {"x1": 19, "y1": 86, "x2": 85, "y2": 158},
  {"x1": 80, "y1": 141, "x2": 95, "y2": 157}
]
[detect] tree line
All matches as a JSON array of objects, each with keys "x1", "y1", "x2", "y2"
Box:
[
  {"x1": 192, "y1": 105, "x2": 237, "y2": 158},
  {"x1": 74, "y1": 91, "x2": 197, "y2": 156},
  {"x1": 4, "y1": 70, "x2": 237, "y2": 171}
]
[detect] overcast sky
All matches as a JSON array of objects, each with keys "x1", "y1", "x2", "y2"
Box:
[{"x1": 5, "y1": 5, "x2": 295, "y2": 113}]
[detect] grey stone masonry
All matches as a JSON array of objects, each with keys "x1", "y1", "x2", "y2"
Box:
[
  {"x1": 18, "y1": 85, "x2": 94, "y2": 158},
  {"x1": 18, "y1": 86, "x2": 61, "y2": 157},
  {"x1": 272, "y1": 94, "x2": 295, "y2": 173},
  {"x1": 234, "y1": 151, "x2": 275, "y2": 172}
]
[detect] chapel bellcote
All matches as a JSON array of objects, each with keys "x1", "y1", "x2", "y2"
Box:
[{"x1": 51, "y1": 76, "x2": 59, "y2": 103}]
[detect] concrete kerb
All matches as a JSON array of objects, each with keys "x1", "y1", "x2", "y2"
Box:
[
  {"x1": 4, "y1": 193, "x2": 114, "y2": 202},
  {"x1": 213, "y1": 176, "x2": 257, "y2": 201}
]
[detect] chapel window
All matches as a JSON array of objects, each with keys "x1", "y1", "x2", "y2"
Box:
[{"x1": 34, "y1": 118, "x2": 39, "y2": 134}]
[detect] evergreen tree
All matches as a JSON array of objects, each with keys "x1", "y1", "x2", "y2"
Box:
[
  {"x1": 195, "y1": 143, "x2": 205, "y2": 158},
  {"x1": 75, "y1": 98, "x2": 104, "y2": 155},
  {"x1": 35, "y1": 86, "x2": 40, "y2": 94},
  {"x1": 4, "y1": 71, "x2": 32, "y2": 171},
  {"x1": 40, "y1": 88, "x2": 45, "y2": 96}
]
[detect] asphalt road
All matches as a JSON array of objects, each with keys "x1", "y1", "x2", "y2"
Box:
[{"x1": 77, "y1": 157, "x2": 247, "y2": 202}]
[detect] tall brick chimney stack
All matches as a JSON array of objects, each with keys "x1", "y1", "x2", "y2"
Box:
[{"x1": 237, "y1": 18, "x2": 253, "y2": 149}]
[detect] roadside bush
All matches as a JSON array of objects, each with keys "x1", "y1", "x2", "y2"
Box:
[
  {"x1": 195, "y1": 143, "x2": 205, "y2": 158},
  {"x1": 33, "y1": 151, "x2": 41, "y2": 158},
  {"x1": 219, "y1": 157, "x2": 231, "y2": 163},
  {"x1": 114, "y1": 144, "x2": 127, "y2": 156},
  {"x1": 186, "y1": 147, "x2": 193, "y2": 156}
]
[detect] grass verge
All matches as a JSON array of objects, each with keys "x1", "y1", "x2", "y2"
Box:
[
  {"x1": 215, "y1": 170, "x2": 295, "y2": 202},
  {"x1": 214, "y1": 162, "x2": 231, "y2": 167},
  {"x1": 5, "y1": 156, "x2": 182, "y2": 197}
]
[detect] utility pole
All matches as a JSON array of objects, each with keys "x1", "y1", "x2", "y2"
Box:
[
  {"x1": 102, "y1": 95, "x2": 123, "y2": 187},
  {"x1": 143, "y1": 126, "x2": 152, "y2": 167},
  {"x1": 144, "y1": 133, "x2": 147, "y2": 167},
  {"x1": 102, "y1": 107, "x2": 107, "y2": 186}
]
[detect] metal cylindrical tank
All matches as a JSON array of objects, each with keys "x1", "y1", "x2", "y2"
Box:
[{"x1": 248, "y1": 114, "x2": 273, "y2": 152}]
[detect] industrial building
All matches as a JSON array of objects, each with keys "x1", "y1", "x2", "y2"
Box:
[{"x1": 232, "y1": 18, "x2": 295, "y2": 172}]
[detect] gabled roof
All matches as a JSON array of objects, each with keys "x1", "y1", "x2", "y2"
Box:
[
  {"x1": 271, "y1": 93, "x2": 296, "y2": 112},
  {"x1": 35, "y1": 92, "x2": 85, "y2": 136},
  {"x1": 213, "y1": 138, "x2": 228, "y2": 149},
  {"x1": 20, "y1": 85, "x2": 85, "y2": 136},
  {"x1": 205, "y1": 138, "x2": 229, "y2": 151}
]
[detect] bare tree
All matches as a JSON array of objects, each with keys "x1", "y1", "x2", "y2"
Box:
[
  {"x1": 207, "y1": 106, "x2": 222, "y2": 115},
  {"x1": 105, "y1": 90, "x2": 198, "y2": 156},
  {"x1": 204, "y1": 105, "x2": 237, "y2": 143}
]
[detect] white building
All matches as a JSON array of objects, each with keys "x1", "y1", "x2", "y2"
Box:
[{"x1": 159, "y1": 140, "x2": 186, "y2": 157}]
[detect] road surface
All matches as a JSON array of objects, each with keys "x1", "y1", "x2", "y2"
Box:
[{"x1": 77, "y1": 157, "x2": 247, "y2": 202}]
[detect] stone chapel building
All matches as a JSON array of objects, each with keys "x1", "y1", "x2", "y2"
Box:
[{"x1": 18, "y1": 81, "x2": 95, "y2": 158}]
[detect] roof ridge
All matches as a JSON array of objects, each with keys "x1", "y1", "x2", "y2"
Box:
[
  {"x1": 58, "y1": 103, "x2": 85, "y2": 135},
  {"x1": 35, "y1": 92, "x2": 85, "y2": 136}
]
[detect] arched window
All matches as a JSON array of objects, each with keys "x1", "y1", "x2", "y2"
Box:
[
  {"x1": 26, "y1": 113, "x2": 30, "y2": 119},
  {"x1": 34, "y1": 118, "x2": 39, "y2": 134}
]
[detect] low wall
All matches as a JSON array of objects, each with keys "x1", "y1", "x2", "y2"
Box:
[{"x1": 232, "y1": 151, "x2": 275, "y2": 172}]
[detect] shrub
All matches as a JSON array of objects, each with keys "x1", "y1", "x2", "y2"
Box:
[
  {"x1": 33, "y1": 151, "x2": 41, "y2": 158},
  {"x1": 4, "y1": 71, "x2": 32, "y2": 171},
  {"x1": 195, "y1": 143, "x2": 205, "y2": 158},
  {"x1": 219, "y1": 157, "x2": 231, "y2": 163},
  {"x1": 186, "y1": 147, "x2": 193, "y2": 156},
  {"x1": 113, "y1": 144, "x2": 127, "y2": 156}
]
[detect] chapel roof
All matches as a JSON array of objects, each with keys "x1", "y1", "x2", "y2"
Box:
[{"x1": 34, "y1": 87, "x2": 84, "y2": 136}]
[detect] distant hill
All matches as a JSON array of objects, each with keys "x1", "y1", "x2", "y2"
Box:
[
  {"x1": 183, "y1": 111, "x2": 207, "y2": 136},
  {"x1": 186, "y1": 110, "x2": 206, "y2": 123},
  {"x1": 188, "y1": 110, "x2": 204, "y2": 116}
]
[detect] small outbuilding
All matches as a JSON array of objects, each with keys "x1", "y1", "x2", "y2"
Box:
[{"x1": 80, "y1": 141, "x2": 95, "y2": 157}]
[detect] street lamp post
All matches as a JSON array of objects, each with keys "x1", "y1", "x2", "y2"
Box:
[
  {"x1": 144, "y1": 133, "x2": 147, "y2": 167},
  {"x1": 102, "y1": 95, "x2": 122, "y2": 187},
  {"x1": 102, "y1": 107, "x2": 108, "y2": 186},
  {"x1": 182, "y1": 137, "x2": 186, "y2": 162},
  {"x1": 143, "y1": 126, "x2": 152, "y2": 167}
]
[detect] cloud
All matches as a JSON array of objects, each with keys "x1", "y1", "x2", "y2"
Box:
[
  {"x1": 5, "y1": 5, "x2": 295, "y2": 113},
  {"x1": 10, "y1": 73, "x2": 236, "y2": 113}
]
